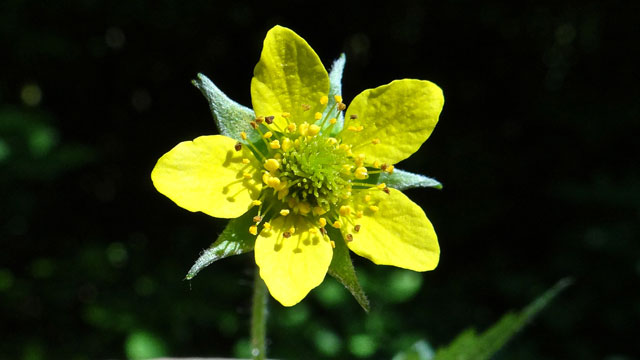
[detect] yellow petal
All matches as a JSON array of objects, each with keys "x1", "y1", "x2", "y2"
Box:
[
  {"x1": 343, "y1": 188, "x2": 439, "y2": 271},
  {"x1": 342, "y1": 79, "x2": 444, "y2": 164},
  {"x1": 151, "y1": 135, "x2": 262, "y2": 219},
  {"x1": 251, "y1": 26, "x2": 330, "y2": 128},
  {"x1": 255, "y1": 215, "x2": 333, "y2": 306}
]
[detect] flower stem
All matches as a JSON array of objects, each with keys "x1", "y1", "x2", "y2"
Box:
[{"x1": 251, "y1": 266, "x2": 268, "y2": 360}]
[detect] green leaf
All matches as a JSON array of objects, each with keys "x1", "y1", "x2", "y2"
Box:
[
  {"x1": 326, "y1": 54, "x2": 346, "y2": 135},
  {"x1": 433, "y1": 278, "x2": 573, "y2": 360},
  {"x1": 185, "y1": 210, "x2": 257, "y2": 280},
  {"x1": 380, "y1": 168, "x2": 443, "y2": 190},
  {"x1": 326, "y1": 227, "x2": 369, "y2": 312},
  {"x1": 392, "y1": 340, "x2": 435, "y2": 360},
  {"x1": 192, "y1": 73, "x2": 256, "y2": 141}
]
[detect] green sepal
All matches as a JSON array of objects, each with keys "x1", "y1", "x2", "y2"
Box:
[
  {"x1": 433, "y1": 278, "x2": 573, "y2": 360},
  {"x1": 192, "y1": 73, "x2": 257, "y2": 142},
  {"x1": 326, "y1": 227, "x2": 370, "y2": 312},
  {"x1": 185, "y1": 209, "x2": 258, "y2": 280},
  {"x1": 379, "y1": 168, "x2": 443, "y2": 190},
  {"x1": 325, "y1": 54, "x2": 346, "y2": 136}
]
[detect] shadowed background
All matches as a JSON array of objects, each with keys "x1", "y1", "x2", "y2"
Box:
[{"x1": 1, "y1": 0, "x2": 639, "y2": 359}]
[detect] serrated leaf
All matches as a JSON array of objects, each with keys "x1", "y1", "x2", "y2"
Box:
[
  {"x1": 380, "y1": 168, "x2": 443, "y2": 190},
  {"x1": 185, "y1": 210, "x2": 257, "y2": 280},
  {"x1": 326, "y1": 227, "x2": 369, "y2": 312},
  {"x1": 434, "y1": 278, "x2": 573, "y2": 360},
  {"x1": 192, "y1": 73, "x2": 256, "y2": 141},
  {"x1": 392, "y1": 340, "x2": 435, "y2": 360},
  {"x1": 325, "y1": 54, "x2": 346, "y2": 135}
]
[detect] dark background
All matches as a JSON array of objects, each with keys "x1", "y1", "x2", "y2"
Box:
[{"x1": 2, "y1": 0, "x2": 639, "y2": 359}]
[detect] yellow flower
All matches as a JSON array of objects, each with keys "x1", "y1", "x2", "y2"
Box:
[{"x1": 151, "y1": 26, "x2": 444, "y2": 307}]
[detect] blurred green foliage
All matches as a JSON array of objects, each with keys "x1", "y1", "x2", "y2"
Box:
[{"x1": 1, "y1": 0, "x2": 639, "y2": 359}]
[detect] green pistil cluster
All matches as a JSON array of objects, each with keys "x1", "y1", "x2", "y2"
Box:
[{"x1": 280, "y1": 135, "x2": 351, "y2": 210}]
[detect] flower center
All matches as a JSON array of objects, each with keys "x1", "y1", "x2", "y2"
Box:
[{"x1": 236, "y1": 95, "x2": 395, "y2": 243}]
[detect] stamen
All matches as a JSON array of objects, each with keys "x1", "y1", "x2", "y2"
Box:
[
  {"x1": 332, "y1": 220, "x2": 342, "y2": 228},
  {"x1": 318, "y1": 218, "x2": 327, "y2": 227},
  {"x1": 346, "y1": 234, "x2": 353, "y2": 242},
  {"x1": 287, "y1": 123, "x2": 297, "y2": 133},
  {"x1": 243, "y1": 172, "x2": 252, "y2": 179},
  {"x1": 283, "y1": 231, "x2": 291, "y2": 238},
  {"x1": 372, "y1": 138, "x2": 380, "y2": 145},
  {"x1": 354, "y1": 167, "x2": 368, "y2": 180},
  {"x1": 269, "y1": 139, "x2": 281, "y2": 149},
  {"x1": 320, "y1": 95, "x2": 329, "y2": 105},
  {"x1": 264, "y1": 158, "x2": 280, "y2": 173},
  {"x1": 263, "y1": 222, "x2": 271, "y2": 230},
  {"x1": 242, "y1": 158, "x2": 250, "y2": 164},
  {"x1": 249, "y1": 225, "x2": 258, "y2": 235},
  {"x1": 385, "y1": 165, "x2": 394, "y2": 174},
  {"x1": 350, "y1": 114, "x2": 358, "y2": 119},
  {"x1": 334, "y1": 95, "x2": 343, "y2": 103},
  {"x1": 307, "y1": 124, "x2": 320, "y2": 136},
  {"x1": 255, "y1": 116, "x2": 264, "y2": 124},
  {"x1": 263, "y1": 131, "x2": 273, "y2": 139},
  {"x1": 369, "y1": 205, "x2": 379, "y2": 212},
  {"x1": 356, "y1": 211, "x2": 363, "y2": 218},
  {"x1": 234, "y1": 142, "x2": 242, "y2": 151},
  {"x1": 330, "y1": 240, "x2": 336, "y2": 248},
  {"x1": 240, "y1": 132, "x2": 247, "y2": 140},
  {"x1": 301, "y1": 104, "x2": 311, "y2": 111},
  {"x1": 337, "y1": 102, "x2": 346, "y2": 111},
  {"x1": 252, "y1": 200, "x2": 262, "y2": 206},
  {"x1": 354, "y1": 224, "x2": 361, "y2": 232},
  {"x1": 253, "y1": 215, "x2": 263, "y2": 223},
  {"x1": 314, "y1": 112, "x2": 323, "y2": 120},
  {"x1": 280, "y1": 209, "x2": 290, "y2": 216},
  {"x1": 376, "y1": 183, "x2": 387, "y2": 190},
  {"x1": 339, "y1": 205, "x2": 351, "y2": 216}
]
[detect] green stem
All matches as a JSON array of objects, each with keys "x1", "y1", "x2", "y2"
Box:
[{"x1": 251, "y1": 267, "x2": 268, "y2": 360}]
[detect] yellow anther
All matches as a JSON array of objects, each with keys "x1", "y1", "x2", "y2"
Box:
[
  {"x1": 329, "y1": 118, "x2": 337, "y2": 124},
  {"x1": 347, "y1": 125, "x2": 364, "y2": 132},
  {"x1": 308, "y1": 124, "x2": 321, "y2": 136},
  {"x1": 301, "y1": 104, "x2": 311, "y2": 111},
  {"x1": 354, "y1": 166, "x2": 368, "y2": 180},
  {"x1": 287, "y1": 123, "x2": 297, "y2": 132},
  {"x1": 377, "y1": 183, "x2": 387, "y2": 190},
  {"x1": 334, "y1": 95, "x2": 343, "y2": 103},
  {"x1": 282, "y1": 112, "x2": 291, "y2": 118},
  {"x1": 263, "y1": 131, "x2": 273, "y2": 139},
  {"x1": 373, "y1": 160, "x2": 381, "y2": 168},
  {"x1": 332, "y1": 220, "x2": 342, "y2": 229},
  {"x1": 339, "y1": 144, "x2": 350, "y2": 152},
  {"x1": 385, "y1": 165, "x2": 395, "y2": 174},
  {"x1": 372, "y1": 138, "x2": 380, "y2": 145},
  {"x1": 280, "y1": 209, "x2": 290, "y2": 216},
  {"x1": 267, "y1": 176, "x2": 281, "y2": 188},
  {"x1": 309, "y1": 227, "x2": 318, "y2": 234},
  {"x1": 297, "y1": 201, "x2": 311, "y2": 215},
  {"x1": 264, "y1": 158, "x2": 280, "y2": 173},
  {"x1": 263, "y1": 222, "x2": 271, "y2": 230},
  {"x1": 299, "y1": 122, "x2": 309, "y2": 136},
  {"x1": 339, "y1": 205, "x2": 352, "y2": 216},
  {"x1": 242, "y1": 158, "x2": 250, "y2": 164},
  {"x1": 314, "y1": 112, "x2": 323, "y2": 120},
  {"x1": 356, "y1": 210, "x2": 363, "y2": 218},
  {"x1": 355, "y1": 153, "x2": 366, "y2": 167},
  {"x1": 318, "y1": 218, "x2": 327, "y2": 227},
  {"x1": 330, "y1": 240, "x2": 336, "y2": 248},
  {"x1": 364, "y1": 194, "x2": 371, "y2": 202},
  {"x1": 249, "y1": 225, "x2": 258, "y2": 235},
  {"x1": 262, "y1": 173, "x2": 270, "y2": 184},
  {"x1": 369, "y1": 205, "x2": 379, "y2": 212},
  {"x1": 243, "y1": 172, "x2": 252, "y2": 179},
  {"x1": 240, "y1": 131, "x2": 247, "y2": 140},
  {"x1": 327, "y1": 137, "x2": 338, "y2": 145},
  {"x1": 289, "y1": 227, "x2": 296, "y2": 234},
  {"x1": 313, "y1": 206, "x2": 327, "y2": 216},
  {"x1": 252, "y1": 200, "x2": 262, "y2": 206},
  {"x1": 281, "y1": 137, "x2": 292, "y2": 152},
  {"x1": 269, "y1": 139, "x2": 281, "y2": 149},
  {"x1": 320, "y1": 95, "x2": 329, "y2": 105}
]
